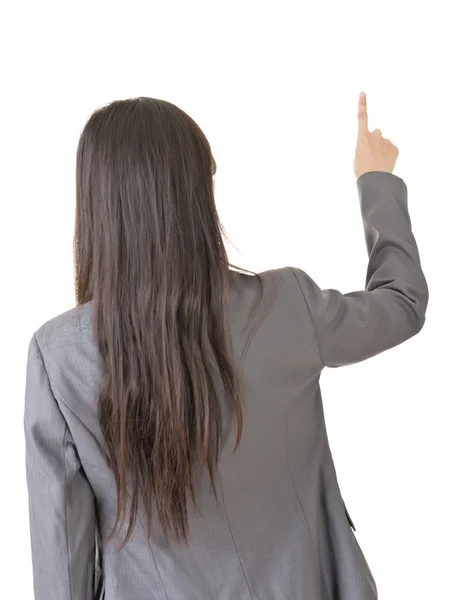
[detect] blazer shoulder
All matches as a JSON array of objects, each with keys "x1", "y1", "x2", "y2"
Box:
[
  {"x1": 33, "y1": 302, "x2": 93, "y2": 354},
  {"x1": 255, "y1": 266, "x2": 302, "y2": 286},
  {"x1": 271, "y1": 265, "x2": 311, "y2": 293},
  {"x1": 256, "y1": 266, "x2": 316, "y2": 315}
]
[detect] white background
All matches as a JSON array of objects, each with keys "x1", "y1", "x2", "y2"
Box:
[{"x1": 1, "y1": 1, "x2": 449, "y2": 598}]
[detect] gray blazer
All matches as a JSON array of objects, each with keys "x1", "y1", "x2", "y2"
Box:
[{"x1": 24, "y1": 171, "x2": 428, "y2": 600}]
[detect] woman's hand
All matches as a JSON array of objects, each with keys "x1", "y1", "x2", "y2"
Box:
[{"x1": 353, "y1": 92, "x2": 399, "y2": 179}]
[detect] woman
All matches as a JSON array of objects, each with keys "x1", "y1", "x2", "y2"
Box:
[{"x1": 24, "y1": 92, "x2": 428, "y2": 600}]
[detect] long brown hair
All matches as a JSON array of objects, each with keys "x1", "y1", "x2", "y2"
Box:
[{"x1": 74, "y1": 97, "x2": 264, "y2": 548}]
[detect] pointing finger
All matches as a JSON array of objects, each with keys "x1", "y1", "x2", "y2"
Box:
[{"x1": 358, "y1": 91, "x2": 368, "y2": 135}]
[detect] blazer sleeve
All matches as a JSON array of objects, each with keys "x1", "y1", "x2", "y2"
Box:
[
  {"x1": 24, "y1": 333, "x2": 97, "y2": 600},
  {"x1": 289, "y1": 171, "x2": 429, "y2": 368}
]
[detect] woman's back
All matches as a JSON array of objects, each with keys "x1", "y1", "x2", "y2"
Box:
[{"x1": 24, "y1": 94, "x2": 428, "y2": 599}]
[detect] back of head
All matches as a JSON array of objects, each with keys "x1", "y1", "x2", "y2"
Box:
[{"x1": 74, "y1": 97, "x2": 243, "y2": 547}]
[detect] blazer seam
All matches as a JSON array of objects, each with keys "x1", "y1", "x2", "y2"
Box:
[
  {"x1": 63, "y1": 427, "x2": 74, "y2": 600},
  {"x1": 34, "y1": 334, "x2": 74, "y2": 600},
  {"x1": 284, "y1": 409, "x2": 331, "y2": 600},
  {"x1": 146, "y1": 543, "x2": 170, "y2": 600},
  {"x1": 287, "y1": 267, "x2": 325, "y2": 368},
  {"x1": 135, "y1": 512, "x2": 170, "y2": 600},
  {"x1": 218, "y1": 473, "x2": 255, "y2": 600}
]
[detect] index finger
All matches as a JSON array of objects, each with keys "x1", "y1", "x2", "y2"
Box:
[{"x1": 358, "y1": 91, "x2": 368, "y2": 135}]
